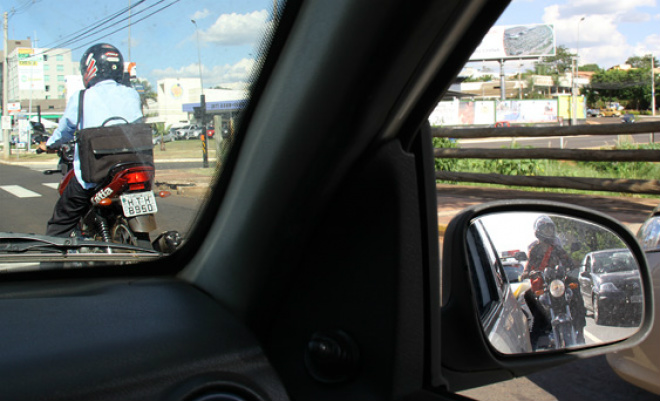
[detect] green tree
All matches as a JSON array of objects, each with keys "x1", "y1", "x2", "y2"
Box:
[
  {"x1": 532, "y1": 45, "x2": 575, "y2": 95},
  {"x1": 464, "y1": 75, "x2": 495, "y2": 82},
  {"x1": 554, "y1": 215, "x2": 626, "y2": 264},
  {"x1": 585, "y1": 67, "x2": 653, "y2": 110},
  {"x1": 135, "y1": 79, "x2": 157, "y2": 111},
  {"x1": 579, "y1": 63, "x2": 601, "y2": 73},
  {"x1": 539, "y1": 45, "x2": 575, "y2": 75},
  {"x1": 625, "y1": 54, "x2": 659, "y2": 69}
]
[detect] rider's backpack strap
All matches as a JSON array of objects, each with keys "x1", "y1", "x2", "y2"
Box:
[
  {"x1": 75, "y1": 89, "x2": 86, "y2": 141},
  {"x1": 540, "y1": 245, "x2": 554, "y2": 269}
]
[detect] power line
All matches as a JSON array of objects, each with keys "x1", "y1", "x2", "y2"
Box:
[
  {"x1": 38, "y1": 0, "x2": 149, "y2": 51},
  {"x1": 65, "y1": 0, "x2": 180, "y2": 53},
  {"x1": 8, "y1": 0, "x2": 41, "y2": 17}
]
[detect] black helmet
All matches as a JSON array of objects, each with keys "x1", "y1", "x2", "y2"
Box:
[
  {"x1": 534, "y1": 215, "x2": 556, "y2": 242},
  {"x1": 80, "y1": 43, "x2": 124, "y2": 88}
]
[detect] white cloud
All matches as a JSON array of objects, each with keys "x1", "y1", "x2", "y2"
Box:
[
  {"x1": 200, "y1": 10, "x2": 273, "y2": 46},
  {"x1": 151, "y1": 58, "x2": 257, "y2": 88},
  {"x1": 191, "y1": 9, "x2": 211, "y2": 21},
  {"x1": 541, "y1": 2, "x2": 656, "y2": 68}
]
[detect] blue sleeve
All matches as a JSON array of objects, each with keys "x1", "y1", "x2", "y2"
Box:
[{"x1": 46, "y1": 92, "x2": 80, "y2": 146}]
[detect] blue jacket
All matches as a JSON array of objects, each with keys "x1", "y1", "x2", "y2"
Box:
[{"x1": 47, "y1": 80, "x2": 143, "y2": 188}]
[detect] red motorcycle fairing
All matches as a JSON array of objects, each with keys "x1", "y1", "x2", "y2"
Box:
[{"x1": 90, "y1": 165, "x2": 155, "y2": 205}]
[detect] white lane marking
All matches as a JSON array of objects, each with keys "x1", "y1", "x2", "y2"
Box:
[
  {"x1": 0, "y1": 185, "x2": 41, "y2": 198},
  {"x1": 584, "y1": 329, "x2": 602, "y2": 344},
  {"x1": 42, "y1": 183, "x2": 60, "y2": 190}
]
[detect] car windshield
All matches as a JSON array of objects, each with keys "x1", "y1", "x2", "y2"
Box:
[
  {"x1": 593, "y1": 251, "x2": 636, "y2": 273},
  {"x1": 0, "y1": 0, "x2": 278, "y2": 272}
]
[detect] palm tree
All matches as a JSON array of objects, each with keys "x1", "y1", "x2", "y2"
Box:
[{"x1": 135, "y1": 79, "x2": 157, "y2": 111}]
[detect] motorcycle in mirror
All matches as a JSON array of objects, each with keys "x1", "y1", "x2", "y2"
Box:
[{"x1": 466, "y1": 211, "x2": 644, "y2": 354}]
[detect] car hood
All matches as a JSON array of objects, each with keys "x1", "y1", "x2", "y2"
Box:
[{"x1": 594, "y1": 271, "x2": 640, "y2": 286}]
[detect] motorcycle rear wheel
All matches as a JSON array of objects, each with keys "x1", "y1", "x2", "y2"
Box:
[{"x1": 111, "y1": 218, "x2": 152, "y2": 249}]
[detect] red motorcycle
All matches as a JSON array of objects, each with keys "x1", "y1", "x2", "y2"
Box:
[{"x1": 39, "y1": 141, "x2": 180, "y2": 252}]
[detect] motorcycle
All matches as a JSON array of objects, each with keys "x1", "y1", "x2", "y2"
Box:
[
  {"x1": 531, "y1": 265, "x2": 581, "y2": 349},
  {"x1": 38, "y1": 141, "x2": 180, "y2": 253}
]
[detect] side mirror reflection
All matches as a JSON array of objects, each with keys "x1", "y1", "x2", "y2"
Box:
[{"x1": 467, "y1": 212, "x2": 644, "y2": 354}]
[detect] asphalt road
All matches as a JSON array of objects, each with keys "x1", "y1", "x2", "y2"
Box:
[
  {"x1": 0, "y1": 162, "x2": 205, "y2": 238},
  {"x1": 458, "y1": 116, "x2": 660, "y2": 150}
]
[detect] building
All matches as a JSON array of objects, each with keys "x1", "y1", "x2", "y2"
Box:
[
  {"x1": 154, "y1": 77, "x2": 247, "y2": 128},
  {"x1": 3, "y1": 41, "x2": 78, "y2": 120}
]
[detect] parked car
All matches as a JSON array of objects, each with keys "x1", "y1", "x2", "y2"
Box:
[
  {"x1": 174, "y1": 124, "x2": 203, "y2": 140},
  {"x1": 206, "y1": 125, "x2": 215, "y2": 138},
  {"x1": 622, "y1": 113, "x2": 636, "y2": 123},
  {"x1": 0, "y1": 1, "x2": 654, "y2": 401},
  {"x1": 578, "y1": 249, "x2": 643, "y2": 326},
  {"x1": 468, "y1": 219, "x2": 532, "y2": 354},
  {"x1": 153, "y1": 128, "x2": 177, "y2": 144},
  {"x1": 587, "y1": 108, "x2": 602, "y2": 117},
  {"x1": 607, "y1": 206, "x2": 660, "y2": 395}
]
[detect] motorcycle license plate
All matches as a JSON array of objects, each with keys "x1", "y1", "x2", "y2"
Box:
[
  {"x1": 120, "y1": 191, "x2": 158, "y2": 217},
  {"x1": 631, "y1": 295, "x2": 642, "y2": 304}
]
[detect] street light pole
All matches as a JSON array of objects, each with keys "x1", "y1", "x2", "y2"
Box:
[
  {"x1": 191, "y1": 19, "x2": 204, "y2": 95},
  {"x1": 572, "y1": 17, "x2": 585, "y2": 128},
  {"x1": 191, "y1": 19, "x2": 209, "y2": 168},
  {"x1": 3, "y1": 12, "x2": 9, "y2": 158}
]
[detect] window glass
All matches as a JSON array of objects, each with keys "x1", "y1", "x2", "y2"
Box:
[
  {"x1": 637, "y1": 216, "x2": 660, "y2": 251},
  {"x1": 1, "y1": 0, "x2": 280, "y2": 272}
]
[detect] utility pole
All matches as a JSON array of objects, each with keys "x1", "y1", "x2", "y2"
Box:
[
  {"x1": 652, "y1": 55, "x2": 656, "y2": 143},
  {"x1": 652, "y1": 55, "x2": 656, "y2": 117},
  {"x1": 3, "y1": 12, "x2": 9, "y2": 158},
  {"x1": 499, "y1": 59, "x2": 505, "y2": 100},
  {"x1": 128, "y1": 0, "x2": 131, "y2": 61}
]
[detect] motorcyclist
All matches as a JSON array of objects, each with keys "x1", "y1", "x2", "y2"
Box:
[
  {"x1": 39, "y1": 43, "x2": 143, "y2": 237},
  {"x1": 521, "y1": 215, "x2": 587, "y2": 348}
]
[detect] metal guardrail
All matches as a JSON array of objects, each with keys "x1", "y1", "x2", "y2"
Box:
[{"x1": 432, "y1": 121, "x2": 660, "y2": 195}]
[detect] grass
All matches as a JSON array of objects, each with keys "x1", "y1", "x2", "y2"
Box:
[
  {"x1": 436, "y1": 141, "x2": 660, "y2": 199},
  {"x1": 1, "y1": 138, "x2": 221, "y2": 163}
]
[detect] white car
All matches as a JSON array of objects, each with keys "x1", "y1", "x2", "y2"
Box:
[{"x1": 174, "y1": 124, "x2": 203, "y2": 140}]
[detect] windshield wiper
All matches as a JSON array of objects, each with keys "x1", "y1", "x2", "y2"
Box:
[{"x1": 0, "y1": 232, "x2": 161, "y2": 264}]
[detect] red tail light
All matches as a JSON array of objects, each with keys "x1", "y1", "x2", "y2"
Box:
[{"x1": 126, "y1": 171, "x2": 152, "y2": 184}]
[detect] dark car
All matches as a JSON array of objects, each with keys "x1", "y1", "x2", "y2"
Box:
[
  {"x1": 578, "y1": 249, "x2": 643, "y2": 325},
  {"x1": 622, "y1": 113, "x2": 636, "y2": 123},
  {"x1": 502, "y1": 260, "x2": 525, "y2": 283}
]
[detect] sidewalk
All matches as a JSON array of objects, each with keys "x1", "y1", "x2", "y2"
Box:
[{"x1": 436, "y1": 183, "x2": 659, "y2": 235}]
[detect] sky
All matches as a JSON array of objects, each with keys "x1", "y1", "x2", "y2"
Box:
[
  {"x1": 4, "y1": 0, "x2": 274, "y2": 90},
  {"x1": 469, "y1": 0, "x2": 660, "y2": 74},
  {"x1": 4, "y1": 0, "x2": 660, "y2": 89}
]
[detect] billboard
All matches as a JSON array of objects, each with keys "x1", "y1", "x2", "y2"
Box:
[
  {"x1": 471, "y1": 24, "x2": 555, "y2": 61},
  {"x1": 496, "y1": 100, "x2": 558, "y2": 123},
  {"x1": 429, "y1": 100, "x2": 495, "y2": 126},
  {"x1": 16, "y1": 48, "x2": 44, "y2": 91}
]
